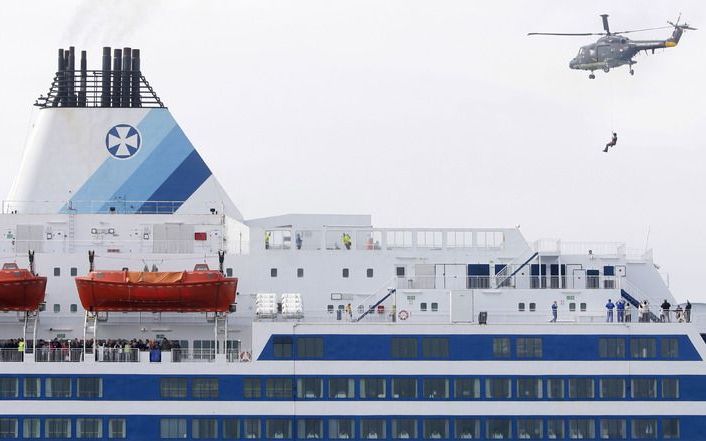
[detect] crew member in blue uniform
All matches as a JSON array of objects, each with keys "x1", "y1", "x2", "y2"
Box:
[{"x1": 605, "y1": 299, "x2": 615, "y2": 322}]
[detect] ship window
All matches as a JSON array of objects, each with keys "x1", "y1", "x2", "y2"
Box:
[
  {"x1": 423, "y1": 419, "x2": 449, "y2": 439},
  {"x1": 663, "y1": 418, "x2": 680, "y2": 439},
  {"x1": 243, "y1": 419, "x2": 260, "y2": 439},
  {"x1": 0, "y1": 419, "x2": 17, "y2": 438},
  {"x1": 329, "y1": 378, "x2": 355, "y2": 399},
  {"x1": 45, "y1": 378, "x2": 71, "y2": 398},
  {"x1": 599, "y1": 419, "x2": 626, "y2": 439},
  {"x1": 663, "y1": 378, "x2": 679, "y2": 399},
  {"x1": 517, "y1": 419, "x2": 543, "y2": 439},
  {"x1": 455, "y1": 378, "x2": 480, "y2": 399},
  {"x1": 0, "y1": 378, "x2": 17, "y2": 398},
  {"x1": 70, "y1": 267, "x2": 78, "y2": 277},
  {"x1": 327, "y1": 304, "x2": 334, "y2": 313},
  {"x1": 547, "y1": 420, "x2": 565, "y2": 439},
  {"x1": 266, "y1": 378, "x2": 293, "y2": 398},
  {"x1": 455, "y1": 418, "x2": 480, "y2": 439},
  {"x1": 529, "y1": 302, "x2": 536, "y2": 312},
  {"x1": 243, "y1": 378, "x2": 261, "y2": 399},
  {"x1": 486, "y1": 419, "x2": 511, "y2": 439},
  {"x1": 631, "y1": 338, "x2": 657, "y2": 359},
  {"x1": 192, "y1": 378, "x2": 219, "y2": 399},
  {"x1": 70, "y1": 304, "x2": 78, "y2": 313},
  {"x1": 226, "y1": 268, "x2": 233, "y2": 277},
  {"x1": 77, "y1": 377, "x2": 103, "y2": 398},
  {"x1": 53, "y1": 267, "x2": 60, "y2": 277},
  {"x1": 392, "y1": 377, "x2": 417, "y2": 399},
  {"x1": 297, "y1": 337, "x2": 323, "y2": 358},
  {"x1": 160, "y1": 419, "x2": 186, "y2": 439},
  {"x1": 396, "y1": 266, "x2": 405, "y2": 277},
  {"x1": 297, "y1": 268, "x2": 304, "y2": 278},
  {"x1": 547, "y1": 378, "x2": 565, "y2": 399},
  {"x1": 360, "y1": 419, "x2": 386, "y2": 440},
  {"x1": 270, "y1": 268, "x2": 277, "y2": 277},
  {"x1": 265, "y1": 419, "x2": 291, "y2": 439},
  {"x1": 568, "y1": 419, "x2": 595, "y2": 439},
  {"x1": 518, "y1": 302, "x2": 525, "y2": 311},
  {"x1": 53, "y1": 304, "x2": 60, "y2": 313},
  {"x1": 392, "y1": 337, "x2": 418, "y2": 359},
  {"x1": 599, "y1": 338, "x2": 626, "y2": 358},
  {"x1": 23, "y1": 419, "x2": 40, "y2": 438},
  {"x1": 493, "y1": 338, "x2": 511, "y2": 358},
  {"x1": 568, "y1": 378, "x2": 594, "y2": 399},
  {"x1": 192, "y1": 419, "x2": 218, "y2": 439},
  {"x1": 422, "y1": 337, "x2": 448, "y2": 358},
  {"x1": 661, "y1": 338, "x2": 679, "y2": 358},
  {"x1": 569, "y1": 302, "x2": 576, "y2": 312},
  {"x1": 38, "y1": 303, "x2": 46, "y2": 312},
  {"x1": 77, "y1": 418, "x2": 102, "y2": 438},
  {"x1": 420, "y1": 302, "x2": 427, "y2": 312},
  {"x1": 517, "y1": 337, "x2": 542, "y2": 358},
  {"x1": 600, "y1": 378, "x2": 626, "y2": 398},
  {"x1": 108, "y1": 419, "x2": 126, "y2": 439},
  {"x1": 297, "y1": 378, "x2": 323, "y2": 399},
  {"x1": 485, "y1": 378, "x2": 511, "y2": 399},
  {"x1": 45, "y1": 419, "x2": 71, "y2": 439},
  {"x1": 360, "y1": 378, "x2": 386, "y2": 399},
  {"x1": 222, "y1": 419, "x2": 239, "y2": 439},
  {"x1": 391, "y1": 419, "x2": 417, "y2": 439},
  {"x1": 517, "y1": 377, "x2": 542, "y2": 399},
  {"x1": 580, "y1": 302, "x2": 587, "y2": 311},
  {"x1": 329, "y1": 419, "x2": 355, "y2": 439},
  {"x1": 160, "y1": 378, "x2": 187, "y2": 399},
  {"x1": 366, "y1": 268, "x2": 374, "y2": 278},
  {"x1": 24, "y1": 378, "x2": 40, "y2": 398},
  {"x1": 431, "y1": 302, "x2": 438, "y2": 312},
  {"x1": 632, "y1": 378, "x2": 657, "y2": 399},
  {"x1": 631, "y1": 419, "x2": 657, "y2": 439},
  {"x1": 342, "y1": 268, "x2": 349, "y2": 278},
  {"x1": 273, "y1": 337, "x2": 293, "y2": 358},
  {"x1": 297, "y1": 419, "x2": 323, "y2": 440},
  {"x1": 423, "y1": 378, "x2": 449, "y2": 399}
]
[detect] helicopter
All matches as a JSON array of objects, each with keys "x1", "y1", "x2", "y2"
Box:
[{"x1": 529, "y1": 14, "x2": 696, "y2": 79}]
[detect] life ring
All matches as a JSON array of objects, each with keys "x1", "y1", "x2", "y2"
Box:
[
  {"x1": 239, "y1": 351, "x2": 252, "y2": 362},
  {"x1": 398, "y1": 310, "x2": 409, "y2": 321}
]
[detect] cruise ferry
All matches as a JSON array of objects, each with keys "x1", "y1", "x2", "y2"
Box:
[{"x1": 0, "y1": 46, "x2": 704, "y2": 440}]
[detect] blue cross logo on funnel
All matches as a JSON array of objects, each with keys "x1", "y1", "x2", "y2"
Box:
[{"x1": 106, "y1": 124, "x2": 141, "y2": 159}]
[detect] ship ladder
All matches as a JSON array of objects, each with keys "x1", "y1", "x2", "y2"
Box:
[{"x1": 22, "y1": 310, "x2": 39, "y2": 355}]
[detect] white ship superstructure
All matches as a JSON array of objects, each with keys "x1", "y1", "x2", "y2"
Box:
[{"x1": 0, "y1": 46, "x2": 703, "y2": 441}]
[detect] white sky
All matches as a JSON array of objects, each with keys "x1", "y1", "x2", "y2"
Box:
[{"x1": 0, "y1": 1, "x2": 704, "y2": 301}]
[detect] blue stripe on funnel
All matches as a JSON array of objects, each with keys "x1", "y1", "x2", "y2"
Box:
[
  {"x1": 64, "y1": 109, "x2": 177, "y2": 213},
  {"x1": 98, "y1": 123, "x2": 196, "y2": 212},
  {"x1": 137, "y1": 150, "x2": 212, "y2": 213}
]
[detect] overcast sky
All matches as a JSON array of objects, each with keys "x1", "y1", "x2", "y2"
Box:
[{"x1": 0, "y1": 1, "x2": 704, "y2": 301}]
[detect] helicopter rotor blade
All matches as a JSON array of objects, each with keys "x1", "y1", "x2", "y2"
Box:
[
  {"x1": 527, "y1": 32, "x2": 604, "y2": 36},
  {"x1": 612, "y1": 26, "x2": 672, "y2": 34},
  {"x1": 601, "y1": 14, "x2": 611, "y2": 35}
]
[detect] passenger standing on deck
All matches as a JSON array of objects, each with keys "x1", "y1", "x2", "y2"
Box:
[
  {"x1": 625, "y1": 302, "x2": 632, "y2": 322},
  {"x1": 265, "y1": 231, "x2": 271, "y2": 250},
  {"x1": 345, "y1": 303, "x2": 352, "y2": 321},
  {"x1": 342, "y1": 233, "x2": 352, "y2": 250},
  {"x1": 17, "y1": 338, "x2": 25, "y2": 361},
  {"x1": 605, "y1": 299, "x2": 615, "y2": 322},
  {"x1": 295, "y1": 233, "x2": 303, "y2": 250},
  {"x1": 616, "y1": 300, "x2": 625, "y2": 322},
  {"x1": 661, "y1": 299, "x2": 672, "y2": 322},
  {"x1": 550, "y1": 301, "x2": 558, "y2": 322},
  {"x1": 685, "y1": 300, "x2": 692, "y2": 323}
]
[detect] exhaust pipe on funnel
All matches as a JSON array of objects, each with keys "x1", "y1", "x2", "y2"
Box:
[
  {"x1": 101, "y1": 47, "x2": 111, "y2": 107},
  {"x1": 112, "y1": 48, "x2": 122, "y2": 107}
]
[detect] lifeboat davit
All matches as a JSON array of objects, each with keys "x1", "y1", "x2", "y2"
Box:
[
  {"x1": 0, "y1": 263, "x2": 47, "y2": 311},
  {"x1": 75, "y1": 265, "x2": 237, "y2": 313}
]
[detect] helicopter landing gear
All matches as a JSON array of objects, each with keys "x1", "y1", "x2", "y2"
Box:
[
  {"x1": 629, "y1": 69, "x2": 635, "y2": 76},
  {"x1": 589, "y1": 73, "x2": 596, "y2": 79},
  {"x1": 602, "y1": 66, "x2": 610, "y2": 73}
]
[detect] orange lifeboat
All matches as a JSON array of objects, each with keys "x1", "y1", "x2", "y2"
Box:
[
  {"x1": 75, "y1": 265, "x2": 237, "y2": 313},
  {"x1": 0, "y1": 263, "x2": 47, "y2": 311}
]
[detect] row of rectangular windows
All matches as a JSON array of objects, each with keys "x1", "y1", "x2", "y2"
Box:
[
  {"x1": 274, "y1": 337, "x2": 680, "y2": 359},
  {"x1": 269, "y1": 268, "x2": 375, "y2": 278},
  {"x1": 240, "y1": 377, "x2": 679, "y2": 400},
  {"x1": 0, "y1": 418, "x2": 125, "y2": 438},
  {"x1": 157, "y1": 417, "x2": 681, "y2": 440},
  {"x1": 0, "y1": 376, "x2": 680, "y2": 401}
]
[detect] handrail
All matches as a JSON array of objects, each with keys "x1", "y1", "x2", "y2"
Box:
[
  {"x1": 495, "y1": 251, "x2": 539, "y2": 288},
  {"x1": 356, "y1": 288, "x2": 396, "y2": 322}
]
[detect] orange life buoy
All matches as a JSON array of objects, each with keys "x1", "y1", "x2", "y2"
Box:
[
  {"x1": 239, "y1": 351, "x2": 252, "y2": 362},
  {"x1": 398, "y1": 309, "x2": 409, "y2": 321}
]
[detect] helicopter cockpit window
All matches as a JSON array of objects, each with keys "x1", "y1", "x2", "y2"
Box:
[{"x1": 620, "y1": 39, "x2": 627, "y2": 44}]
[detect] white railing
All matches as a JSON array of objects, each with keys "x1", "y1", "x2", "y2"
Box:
[
  {"x1": 0, "y1": 238, "x2": 239, "y2": 256},
  {"x1": 1, "y1": 199, "x2": 229, "y2": 215},
  {"x1": 171, "y1": 348, "x2": 215, "y2": 363},
  {"x1": 35, "y1": 348, "x2": 83, "y2": 362},
  {"x1": 395, "y1": 275, "x2": 623, "y2": 291},
  {"x1": 95, "y1": 347, "x2": 140, "y2": 362},
  {"x1": 0, "y1": 348, "x2": 24, "y2": 362}
]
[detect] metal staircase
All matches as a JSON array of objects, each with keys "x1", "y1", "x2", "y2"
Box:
[
  {"x1": 495, "y1": 251, "x2": 539, "y2": 288},
  {"x1": 214, "y1": 313, "x2": 228, "y2": 355},
  {"x1": 620, "y1": 279, "x2": 659, "y2": 322},
  {"x1": 22, "y1": 311, "x2": 39, "y2": 354},
  {"x1": 83, "y1": 312, "x2": 98, "y2": 355},
  {"x1": 356, "y1": 288, "x2": 396, "y2": 322}
]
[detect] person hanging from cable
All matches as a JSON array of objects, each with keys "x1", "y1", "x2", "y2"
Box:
[{"x1": 603, "y1": 132, "x2": 617, "y2": 152}]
